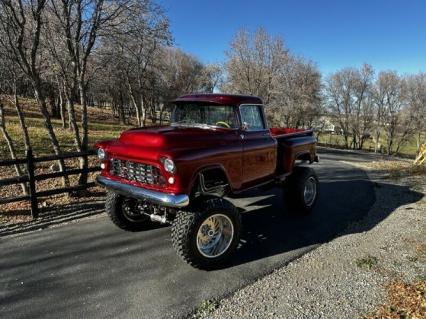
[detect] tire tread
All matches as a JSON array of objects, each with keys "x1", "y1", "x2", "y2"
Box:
[
  {"x1": 105, "y1": 191, "x2": 153, "y2": 231},
  {"x1": 171, "y1": 197, "x2": 240, "y2": 269},
  {"x1": 284, "y1": 166, "x2": 319, "y2": 214}
]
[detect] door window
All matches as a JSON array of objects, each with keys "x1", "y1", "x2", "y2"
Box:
[{"x1": 240, "y1": 105, "x2": 265, "y2": 131}]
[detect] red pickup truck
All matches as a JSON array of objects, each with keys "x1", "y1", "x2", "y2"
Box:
[{"x1": 96, "y1": 94, "x2": 318, "y2": 269}]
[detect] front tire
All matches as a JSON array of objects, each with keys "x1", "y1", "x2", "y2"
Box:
[
  {"x1": 105, "y1": 191, "x2": 155, "y2": 231},
  {"x1": 171, "y1": 197, "x2": 241, "y2": 270},
  {"x1": 283, "y1": 166, "x2": 319, "y2": 214}
]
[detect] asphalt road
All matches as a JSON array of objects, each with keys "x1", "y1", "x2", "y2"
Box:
[{"x1": 0, "y1": 150, "x2": 376, "y2": 319}]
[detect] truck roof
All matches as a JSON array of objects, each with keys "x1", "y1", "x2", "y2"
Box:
[{"x1": 172, "y1": 93, "x2": 263, "y2": 106}]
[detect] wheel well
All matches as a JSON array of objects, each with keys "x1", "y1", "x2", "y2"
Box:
[
  {"x1": 296, "y1": 152, "x2": 312, "y2": 162},
  {"x1": 192, "y1": 167, "x2": 229, "y2": 197}
]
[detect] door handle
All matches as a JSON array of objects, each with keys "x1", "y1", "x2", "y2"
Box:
[{"x1": 240, "y1": 134, "x2": 245, "y2": 139}]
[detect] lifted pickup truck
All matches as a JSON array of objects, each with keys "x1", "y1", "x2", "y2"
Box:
[{"x1": 96, "y1": 94, "x2": 318, "y2": 269}]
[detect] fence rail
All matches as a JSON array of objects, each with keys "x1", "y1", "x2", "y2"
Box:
[{"x1": 0, "y1": 149, "x2": 101, "y2": 219}]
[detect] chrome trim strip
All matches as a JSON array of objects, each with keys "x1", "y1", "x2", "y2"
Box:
[{"x1": 96, "y1": 176, "x2": 189, "y2": 208}]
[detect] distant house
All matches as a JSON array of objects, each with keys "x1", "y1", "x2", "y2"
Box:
[{"x1": 312, "y1": 116, "x2": 340, "y2": 134}]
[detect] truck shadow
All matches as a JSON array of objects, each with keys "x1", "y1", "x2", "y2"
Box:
[{"x1": 229, "y1": 179, "x2": 423, "y2": 268}]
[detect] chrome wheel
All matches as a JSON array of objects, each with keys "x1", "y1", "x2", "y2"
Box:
[
  {"x1": 196, "y1": 214, "x2": 234, "y2": 258},
  {"x1": 303, "y1": 176, "x2": 317, "y2": 206}
]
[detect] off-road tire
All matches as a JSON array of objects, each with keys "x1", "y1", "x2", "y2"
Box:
[
  {"x1": 171, "y1": 197, "x2": 241, "y2": 270},
  {"x1": 283, "y1": 166, "x2": 319, "y2": 214},
  {"x1": 105, "y1": 191, "x2": 154, "y2": 231}
]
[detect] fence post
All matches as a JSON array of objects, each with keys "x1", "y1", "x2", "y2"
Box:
[{"x1": 26, "y1": 148, "x2": 38, "y2": 219}]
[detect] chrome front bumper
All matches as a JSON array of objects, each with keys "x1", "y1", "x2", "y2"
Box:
[{"x1": 96, "y1": 176, "x2": 189, "y2": 208}]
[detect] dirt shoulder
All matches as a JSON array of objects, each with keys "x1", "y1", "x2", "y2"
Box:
[
  {"x1": 0, "y1": 196, "x2": 105, "y2": 238},
  {"x1": 195, "y1": 159, "x2": 426, "y2": 319}
]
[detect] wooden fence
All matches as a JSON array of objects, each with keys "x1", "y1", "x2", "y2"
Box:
[{"x1": 0, "y1": 149, "x2": 100, "y2": 219}]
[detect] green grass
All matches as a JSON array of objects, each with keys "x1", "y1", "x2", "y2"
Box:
[
  {"x1": 194, "y1": 299, "x2": 219, "y2": 317},
  {"x1": 356, "y1": 255, "x2": 379, "y2": 270},
  {"x1": 317, "y1": 133, "x2": 423, "y2": 156}
]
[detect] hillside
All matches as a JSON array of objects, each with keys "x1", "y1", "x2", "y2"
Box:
[{"x1": 0, "y1": 96, "x2": 133, "y2": 158}]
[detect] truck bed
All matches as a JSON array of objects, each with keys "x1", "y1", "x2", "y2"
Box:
[
  {"x1": 270, "y1": 127, "x2": 314, "y2": 138},
  {"x1": 270, "y1": 128, "x2": 317, "y2": 176}
]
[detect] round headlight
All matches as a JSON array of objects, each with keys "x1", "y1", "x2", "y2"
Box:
[
  {"x1": 97, "y1": 148, "x2": 106, "y2": 160},
  {"x1": 163, "y1": 158, "x2": 176, "y2": 173}
]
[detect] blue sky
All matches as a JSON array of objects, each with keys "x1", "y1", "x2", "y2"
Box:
[{"x1": 159, "y1": 0, "x2": 426, "y2": 75}]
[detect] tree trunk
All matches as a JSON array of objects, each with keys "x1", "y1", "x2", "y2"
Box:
[
  {"x1": 126, "y1": 76, "x2": 142, "y2": 126},
  {"x1": 374, "y1": 130, "x2": 381, "y2": 153},
  {"x1": 159, "y1": 105, "x2": 164, "y2": 125},
  {"x1": 58, "y1": 84, "x2": 67, "y2": 128},
  {"x1": 359, "y1": 136, "x2": 365, "y2": 150},
  {"x1": 64, "y1": 94, "x2": 82, "y2": 150},
  {"x1": 33, "y1": 85, "x2": 70, "y2": 188},
  {"x1": 13, "y1": 88, "x2": 31, "y2": 151},
  {"x1": 386, "y1": 131, "x2": 393, "y2": 155},
  {"x1": 49, "y1": 95, "x2": 57, "y2": 118},
  {"x1": 78, "y1": 80, "x2": 89, "y2": 186},
  {"x1": 119, "y1": 91, "x2": 125, "y2": 124},
  {"x1": 0, "y1": 103, "x2": 28, "y2": 195},
  {"x1": 141, "y1": 95, "x2": 146, "y2": 126},
  {"x1": 343, "y1": 134, "x2": 349, "y2": 148},
  {"x1": 68, "y1": 108, "x2": 73, "y2": 131}
]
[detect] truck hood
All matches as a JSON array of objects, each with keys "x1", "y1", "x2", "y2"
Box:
[{"x1": 117, "y1": 125, "x2": 235, "y2": 150}]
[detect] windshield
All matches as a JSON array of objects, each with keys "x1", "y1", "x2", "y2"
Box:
[{"x1": 171, "y1": 104, "x2": 239, "y2": 129}]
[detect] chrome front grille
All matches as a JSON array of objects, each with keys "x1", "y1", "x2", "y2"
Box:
[{"x1": 110, "y1": 158, "x2": 163, "y2": 185}]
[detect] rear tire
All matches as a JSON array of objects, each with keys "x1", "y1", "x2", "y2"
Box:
[
  {"x1": 171, "y1": 197, "x2": 241, "y2": 270},
  {"x1": 105, "y1": 191, "x2": 155, "y2": 231},
  {"x1": 283, "y1": 166, "x2": 319, "y2": 214}
]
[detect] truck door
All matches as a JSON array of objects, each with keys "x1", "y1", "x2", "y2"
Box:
[{"x1": 239, "y1": 104, "x2": 277, "y2": 185}]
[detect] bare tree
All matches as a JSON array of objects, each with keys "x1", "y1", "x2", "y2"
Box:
[
  {"x1": 0, "y1": 48, "x2": 32, "y2": 151},
  {"x1": 325, "y1": 65, "x2": 374, "y2": 149},
  {"x1": 100, "y1": 0, "x2": 171, "y2": 126},
  {"x1": 44, "y1": 0, "x2": 128, "y2": 185},
  {"x1": 371, "y1": 75, "x2": 387, "y2": 152},
  {"x1": 406, "y1": 73, "x2": 426, "y2": 152},
  {"x1": 325, "y1": 68, "x2": 356, "y2": 148},
  {"x1": 223, "y1": 27, "x2": 288, "y2": 104},
  {"x1": 0, "y1": 99, "x2": 28, "y2": 194},
  {"x1": 375, "y1": 71, "x2": 406, "y2": 155},
  {"x1": 199, "y1": 64, "x2": 223, "y2": 93},
  {"x1": 349, "y1": 64, "x2": 374, "y2": 149},
  {"x1": 0, "y1": 0, "x2": 69, "y2": 186},
  {"x1": 271, "y1": 56, "x2": 321, "y2": 127},
  {"x1": 224, "y1": 27, "x2": 321, "y2": 128}
]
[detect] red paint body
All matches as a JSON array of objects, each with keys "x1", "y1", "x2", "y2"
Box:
[{"x1": 96, "y1": 94, "x2": 317, "y2": 196}]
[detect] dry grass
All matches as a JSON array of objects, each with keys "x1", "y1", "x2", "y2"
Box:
[
  {"x1": 416, "y1": 244, "x2": 426, "y2": 262},
  {"x1": 317, "y1": 133, "x2": 423, "y2": 157},
  {"x1": 0, "y1": 95, "x2": 133, "y2": 158},
  {"x1": 0, "y1": 96, "x2": 131, "y2": 224},
  {"x1": 0, "y1": 157, "x2": 105, "y2": 224},
  {"x1": 363, "y1": 280, "x2": 426, "y2": 319},
  {"x1": 367, "y1": 161, "x2": 426, "y2": 179}
]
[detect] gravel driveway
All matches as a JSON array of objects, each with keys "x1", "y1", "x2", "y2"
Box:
[{"x1": 196, "y1": 152, "x2": 425, "y2": 319}]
